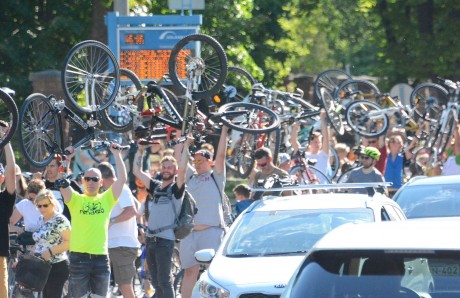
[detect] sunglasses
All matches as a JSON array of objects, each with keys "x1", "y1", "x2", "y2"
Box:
[
  {"x1": 360, "y1": 155, "x2": 372, "y2": 160},
  {"x1": 367, "y1": 140, "x2": 377, "y2": 144},
  {"x1": 36, "y1": 203, "x2": 50, "y2": 209},
  {"x1": 193, "y1": 159, "x2": 204, "y2": 165},
  {"x1": 257, "y1": 162, "x2": 268, "y2": 168},
  {"x1": 84, "y1": 176, "x2": 101, "y2": 182}
]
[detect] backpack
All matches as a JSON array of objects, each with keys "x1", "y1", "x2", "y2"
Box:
[{"x1": 149, "y1": 185, "x2": 198, "y2": 240}]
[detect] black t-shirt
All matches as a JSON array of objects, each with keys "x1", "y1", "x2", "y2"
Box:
[
  {"x1": 45, "y1": 179, "x2": 82, "y2": 222},
  {"x1": 0, "y1": 189, "x2": 16, "y2": 256}
]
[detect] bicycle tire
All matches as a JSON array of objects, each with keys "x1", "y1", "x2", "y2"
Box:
[
  {"x1": 221, "y1": 66, "x2": 256, "y2": 103},
  {"x1": 336, "y1": 166, "x2": 360, "y2": 183},
  {"x1": 334, "y1": 79, "x2": 381, "y2": 106},
  {"x1": 409, "y1": 83, "x2": 448, "y2": 122},
  {"x1": 19, "y1": 93, "x2": 60, "y2": 168},
  {"x1": 62, "y1": 40, "x2": 120, "y2": 114},
  {"x1": 236, "y1": 133, "x2": 257, "y2": 179},
  {"x1": 319, "y1": 87, "x2": 345, "y2": 135},
  {"x1": 289, "y1": 165, "x2": 331, "y2": 184},
  {"x1": 218, "y1": 102, "x2": 280, "y2": 133},
  {"x1": 168, "y1": 33, "x2": 228, "y2": 100},
  {"x1": 329, "y1": 147, "x2": 340, "y2": 180},
  {"x1": 0, "y1": 89, "x2": 18, "y2": 150},
  {"x1": 314, "y1": 69, "x2": 352, "y2": 102},
  {"x1": 434, "y1": 108, "x2": 456, "y2": 157},
  {"x1": 100, "y1": 68, "x2": 142, "y2": 132},
  {"x1": 345, "y1": 100, "x2": 389, "y2": 138}
]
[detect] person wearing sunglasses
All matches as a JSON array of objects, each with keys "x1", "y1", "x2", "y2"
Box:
[
  {"x1": 362, "y1": 135, "x2": 387, "y2": 174},
  {"x1": 32, "y1": 189, "x2": 71, "y2": 298},
  {"x1": 345, "y1": 146, "x2": 386, "y2": 194},
  {"x1": 58, "y1": 142, "x2": 127, "y2": 298}
]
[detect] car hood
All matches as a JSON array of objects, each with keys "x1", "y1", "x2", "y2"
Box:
[{"x1": 207, "y1": 255, "x2": 305, "y2": 286}]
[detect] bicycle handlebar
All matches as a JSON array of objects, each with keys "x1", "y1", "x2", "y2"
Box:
[{"x1": 81, "y1": 141, "x2": 130, "y2": 151}]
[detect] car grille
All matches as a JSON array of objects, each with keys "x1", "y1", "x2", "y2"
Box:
[{"x1": 239, "y1": 294, "x2": 280, "y2": 298}]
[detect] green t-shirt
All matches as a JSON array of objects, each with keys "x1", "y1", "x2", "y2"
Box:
[{"x1": 66, "y1": 188, "x2": 117, "y2": 254}]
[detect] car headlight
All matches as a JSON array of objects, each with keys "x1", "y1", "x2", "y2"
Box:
[{"x1": 198, "y1": 279, "x2": 230, "y2": 298}]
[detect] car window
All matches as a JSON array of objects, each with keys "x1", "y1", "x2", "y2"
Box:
[
  {"x1": 224, "y1": 209, "x2": 374, "y2": 257},
  {"x1": 382, "y1": 204, "x2": 402, "y2": 221},
  {"x1": 395, "y1": 185, "x2": 460, "y2": 218},
  {"x1": 286, "y1": 250, "x2": 460, "y2": 298}
]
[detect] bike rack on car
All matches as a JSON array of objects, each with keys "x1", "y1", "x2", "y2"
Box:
[{"x1": 250, "y1": 182, "x2": 393, "y2": 197}]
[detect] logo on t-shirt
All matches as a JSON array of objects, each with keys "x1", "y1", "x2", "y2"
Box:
[{"x1": 80, "y1": 202, "x2": 105, "y2": 215}]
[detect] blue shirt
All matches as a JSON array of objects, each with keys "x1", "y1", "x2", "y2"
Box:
[{"x1": 385, "y1": 153, "x2": 403, "y2": 189}]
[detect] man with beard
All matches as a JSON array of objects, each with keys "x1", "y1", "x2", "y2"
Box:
[
  {"x1": 345, "y1": 146, "x2": 386, "y2": 194},
  {"x1": 133, "y1": 138, "x2": 188, "y2": 298}
]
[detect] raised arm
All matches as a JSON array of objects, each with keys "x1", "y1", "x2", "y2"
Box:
[
  {"x1": 176, "y1": 135, "x2": 194, "y2": 189},
  {"x1": 214, "y1": 125, "x2": 229, "y2": 175},
  {"x1": 320, "y1": 109, "x2": 330, "y2": 155},
  {"x1": 3, "y1": 141, "x2": 16, "y2": 195},
  {"x1": 109, "y1": 143, "x2": 127, "y2": 200},
  {"x1": 133, "y1": 143, "x2": 154, "y2": 189}
]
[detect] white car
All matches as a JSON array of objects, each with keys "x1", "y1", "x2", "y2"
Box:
[
  {"x1": 192, "y1": 183, "x2": 406, "y2": 298},
  {"x1": 282, "y1": 220, "x2": 460, "y2": 298}
]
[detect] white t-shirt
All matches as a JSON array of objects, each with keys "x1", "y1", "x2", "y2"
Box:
[
  {"x1": 305, "y1": 150, "x2": 331, "y2": 183},
  {"x1": 15, "y1": 199, "x2": 42, "y2": 232},
  {"x1": 108, "y1": 185, "x2": 140, "y2": 248}
]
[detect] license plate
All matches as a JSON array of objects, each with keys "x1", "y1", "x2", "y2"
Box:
[{"x1": 430, "y1": 264, "x2": 460, "y2": 276}]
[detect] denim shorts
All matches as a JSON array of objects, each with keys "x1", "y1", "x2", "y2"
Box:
[{"x1": 69, "y1": 252, "x2": 110, "y2": 298}]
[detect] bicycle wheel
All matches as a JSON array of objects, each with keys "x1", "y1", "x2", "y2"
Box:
[
  {"x1": 314, "y1": 69, "x2": 352, "y2": 102},
  {"x1": 334, "y1": 79, "x2": 381, "y2": 106},
  {"x1": 409, "y1": 83, "x2": 448, "y2": 122},
  {"x1": 220, "y1": 66, "x2": 256, "y2": 103},
  {"x1": 218, "y1": 102, "x2": 280, "y2": 133},
  {"x1": 345, "y1": 100, "x2": 389, "y2": 138},
  {"x1": 336, "y1": 166, "x2": 360, "y2": 183},
  {"x1": 0, "y1": 89, "x2": 18, "y2": 150},
  {"x1": 329, "y1": 147, "x2": 340, "y2": 180},
  {"x1": 168, "y1": 34, "x2": 228, "y2": 99},
  {"x1": 62, "y1": 40, "x2": 120, "y2": 114},
  {"x1": 290, "y1": 165, "x2": 331, "y2": 185},
  {"x1": 100, "y1": 68, "x2": 142, "y2": 132},
  {"x1": 19, "y1": 93, "x2": 60, "y2": 168},
  {"x1": 237, "y1": 133, "x2": 257, "y2": 179},
  {"x1": 319, "y1": 87, "x2": 345, "y2": 135},
  {"x1": 434, "y1": 109, "x2": 456, "y2": 157}
]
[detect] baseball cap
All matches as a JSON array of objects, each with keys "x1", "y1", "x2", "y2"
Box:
[{"x1": 279, "y1": 153, "x2": 291, "y2": 165}]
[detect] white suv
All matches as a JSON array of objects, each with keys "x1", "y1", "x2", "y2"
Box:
[{"x1": 192, "y1": 183, "x2": 406, "y2": 298}]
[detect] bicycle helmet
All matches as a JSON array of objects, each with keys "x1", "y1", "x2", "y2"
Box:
[{"x1": 363, "y1": 146, "x2": 381, "y2": 161}]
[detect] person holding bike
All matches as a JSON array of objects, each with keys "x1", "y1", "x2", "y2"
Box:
[
  {"x1": 58, "y1": 142, "x2": 127, "y2": 298},
  {"x1": 0, "y1": 122, "x2": 17, "y2": 298},
  {"x1": 134, "y1": 136, "x2": 188, "y2": 298},
  {"x1": 345, "y1": 147, "x2": 386, "y2": 194}
]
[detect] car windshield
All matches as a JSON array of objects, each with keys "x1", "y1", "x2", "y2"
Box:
[
  {"x1": 395, "y1": 184, "x2": 460, "y2": 218},
  {"x1": 225, "y1": 209, "x2": 374, "y2": 257},
  {"x1": 287, "y1": 250, "x2": 460, "y2": 297}
]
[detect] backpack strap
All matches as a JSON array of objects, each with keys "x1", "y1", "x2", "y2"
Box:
[
  {"x1": 147, "y1": 184, "x2": 179, "y2": 236},
  {"x1": 210, "y1": 172, "x2": 233, "y2": 227}
]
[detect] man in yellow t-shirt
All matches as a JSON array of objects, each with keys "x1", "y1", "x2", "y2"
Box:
[{"x1": 59, "y1": 143, "x2": 127, "y2": 298}]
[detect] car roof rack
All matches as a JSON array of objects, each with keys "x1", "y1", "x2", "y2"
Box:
[{"x1": 250, "y1": 182, "x2": 392, "y2": 197}]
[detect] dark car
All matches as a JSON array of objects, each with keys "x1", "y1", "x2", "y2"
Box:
[{"x1": 393, "y1": 175, "x2": 460, "y2": 219}]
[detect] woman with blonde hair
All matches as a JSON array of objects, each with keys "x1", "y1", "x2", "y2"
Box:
[{"x1": 32, "y1": 189, "x2": 71, "y2": 298}]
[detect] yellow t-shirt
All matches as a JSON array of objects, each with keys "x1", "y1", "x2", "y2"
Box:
[{"x1": 66, "y1": 188, "x2": 117, "y2": 254}]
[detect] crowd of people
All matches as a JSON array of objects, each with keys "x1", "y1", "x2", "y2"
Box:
[{"x1": 2, "y1": 105, "x2": 460, "y2": 298}]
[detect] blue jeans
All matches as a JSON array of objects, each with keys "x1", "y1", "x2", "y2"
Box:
[
  {"x1": 69, "y1": 252, "x2": 110, "y2": 298},
  {"x1": 146, "y1": 237, "x2": 175, "y2": 298}
]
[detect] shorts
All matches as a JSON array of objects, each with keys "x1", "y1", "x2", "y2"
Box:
[
  {"x1": 108, "y1": 247, "x2": 139, "y2": 285},
  {"x1": 179, "y1": 227, "x2": 224, "y2": 269}
]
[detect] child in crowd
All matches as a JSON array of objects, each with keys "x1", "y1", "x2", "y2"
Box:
[{"x1": 233, "y1": 184, "x2": 252, "y2": 217}]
